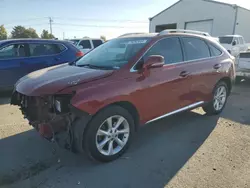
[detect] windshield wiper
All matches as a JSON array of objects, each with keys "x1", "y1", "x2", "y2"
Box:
[{"x1": 77, "y1": 64, "x2": 113, "y2": 70}]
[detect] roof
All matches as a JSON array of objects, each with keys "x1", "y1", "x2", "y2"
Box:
[
  {"x1": 119, "y1": 33, "x2": 158, "y2": 38},
  {"x1": 219, "y1": 35, "x2": 243, "y2": 37},
  {"x1": 0, "y1": 38, "x2": 64, "y2": 43},
  {"x1": 150, "y1": 0, "x2": 250, "y2": 20}
]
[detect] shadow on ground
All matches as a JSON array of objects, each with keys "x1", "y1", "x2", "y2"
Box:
[
  {"x1": 221, "y1": 79, "x2": 250, "y2": 125},
  {"x1": 1, "y1": 111, "x2": 219, "y2": 188}
]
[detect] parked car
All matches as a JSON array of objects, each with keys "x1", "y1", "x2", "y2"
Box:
[
  {"x1": 69, "y1": 38, "x2": 104, "y2": 53},
  {"x1": 0, "y1": 39, "x2": 83, "y2": 91},
  {"x1": 235, "y1": 52, "x2": 250, "y2": 83},
  {"x1": 219, "y1": 35, "x2": 248, "y2": 57},
  {"x1": 11, "y1": 31, "x2": 235, "y2": 162}
]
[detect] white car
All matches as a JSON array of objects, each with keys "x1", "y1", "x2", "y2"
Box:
[
  {"x1": 236, "y1": 52, "x2": 250, "y2": 83},
  {"x1": 219, "y1": 35, "x2": 248, "y2": 57},
  {"x1": 69, "y1": 38, "x2": 104, "y2": 53}
]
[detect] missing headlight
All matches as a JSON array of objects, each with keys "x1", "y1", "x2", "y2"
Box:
[{"x1": 54, "y1": 95, "x2": 72, "y2": 113}]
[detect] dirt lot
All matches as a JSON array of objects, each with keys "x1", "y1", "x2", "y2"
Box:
[{"x1": 0, "y1": 82, "x2": 250, "y2": 188}]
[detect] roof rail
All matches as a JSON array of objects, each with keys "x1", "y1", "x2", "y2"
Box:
[
  {"x1": 119, "y1": 33, "x2": 147, "y2": 37},
  {"x1": 159, "y1": 29, "x2": 210, "y2": 36}
]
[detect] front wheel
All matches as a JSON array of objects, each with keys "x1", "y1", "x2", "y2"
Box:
[
  {"x1": 83, "y1": 106, "x2": 135, "y2": 162},
  {"x1": 202, "y1": 81, "x2": 228, "y2": 115}
]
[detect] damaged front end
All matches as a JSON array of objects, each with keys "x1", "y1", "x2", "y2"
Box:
[{"x1": 11, "y1": 91, "x2": 88, "y2": 151}]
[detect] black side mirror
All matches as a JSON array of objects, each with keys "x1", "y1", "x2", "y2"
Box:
[{"x1": 232, "y1": 41, "x2": 236, "y2": 46}]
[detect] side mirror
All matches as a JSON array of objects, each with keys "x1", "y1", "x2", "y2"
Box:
[
  {"x1": 232, "y1": 41, "x2": 237, "y2": 46},
  {"x1": 143, "y1": 55, "x2": 165, "y2": 70}
]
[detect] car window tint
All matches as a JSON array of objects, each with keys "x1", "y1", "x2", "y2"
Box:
[
  {"x1": 57, "y1": 44, "x2": 66, "y2": 52},
  {"x1": 92, "y1": 40, "x2": 103, "y2": 48},
  {"x1": 182, "y1": 37, "x2": 210, "y2": 61},
  {"x1": 79, "y1": 40, "x2": 91, "y2": 49},
  {"x1": 144, "y1": 37, "x2": 183, "y2": 64},
  {"x1": 0, "y1": 44, "x2": 27, "y2": 59},
  {"x1": 29, "y1": 43, "x2": 60, "y2": 56},
  {"x1": 208, "y1": 44, "x2": 222, "y2": 57}
]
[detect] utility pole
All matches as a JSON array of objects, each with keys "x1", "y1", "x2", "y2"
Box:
[{"x1": 49, "y1": 17, "x2": 53, "y2": 35}]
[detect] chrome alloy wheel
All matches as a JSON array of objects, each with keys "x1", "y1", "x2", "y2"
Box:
[
  {"x1": 213, "y1": 85, "x2": 227, "y2": 111},
  {"x1": 95, "y1": 115, "x2": 130, "y2": 156}
]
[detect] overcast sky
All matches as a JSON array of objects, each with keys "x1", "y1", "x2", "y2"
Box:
[{"x1": 1, "y1": 0, "x2": 249, "y2": 39}]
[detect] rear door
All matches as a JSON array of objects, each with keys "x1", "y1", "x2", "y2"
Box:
[
  {"x1": 180, "y1": 37, "x2": 223, "y2": 103},
  {"x1": 0, "y1": 43, "x2": 29, "y2": 89},
  {"x1": 25, "y1": 42, "x2": 64, "y2": 73}
]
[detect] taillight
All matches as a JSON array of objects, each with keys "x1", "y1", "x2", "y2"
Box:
[{"x1": 76, "y1": 51, "x2": 84, "y2": 57}]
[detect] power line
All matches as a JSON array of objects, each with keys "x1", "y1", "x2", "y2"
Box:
[
  {"x1": 53, "y1": 17, "x2": 148, "y2": 23},
  {"x1": 3, "y1": 17, "x2": 48, "y2": 26},
  {"x1": 53, "y1": 23, "x2": 147, "y2": 28}
]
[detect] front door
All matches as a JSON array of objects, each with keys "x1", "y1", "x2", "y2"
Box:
[
  {"x1": 132, "y1": 37, "x2": 191, "y2": 123},
  {"x1": 0, "y1": 43, "x2": 29, "y2": 90}
]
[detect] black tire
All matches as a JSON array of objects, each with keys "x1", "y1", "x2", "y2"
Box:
[
  {"x1": 202, "y1": 81, "x2": 228, "y2": 115},
  {"x1": 83, "y1": 105, "x2": 135, "y2": 162}
]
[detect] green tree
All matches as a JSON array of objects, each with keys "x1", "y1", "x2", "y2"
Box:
[
  {"x1": 11, "y1": 26, "x2": 39, "y2": 38},
  {"x1": 100, "y1": 35, "x2": 106, "y2": 41},
  {"x1": 0, "y1": 25, "x2": 7, "y2": 40},
  {"x1": 41, "y1": 29, "x2": 55, "y2": 39}
]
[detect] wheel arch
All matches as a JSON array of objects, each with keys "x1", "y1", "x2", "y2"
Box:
[
  {"x1": 99, "y1": 101, "x2": 140, "y2": 131},
  {"x1": 218, "y1": 77, "x2": 232, "y2": 94}
]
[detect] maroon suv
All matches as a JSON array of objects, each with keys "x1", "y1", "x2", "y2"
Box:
[{"x1": 11, "y1": 32, "x2": 235, "y2": 162}]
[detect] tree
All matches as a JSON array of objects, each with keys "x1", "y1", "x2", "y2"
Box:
[
  {"x1": 100, "y1": 35, "x2": 106, "y2": 41},
  {"x1": 11, "y1": 26, "x2": 39, "y2": 38},
  {"x1": 0, "y1": 25, "x2": 7, "y2": 40},
  {"x1": 41, "y1": 29, "x2": 55, "y2": 39}
]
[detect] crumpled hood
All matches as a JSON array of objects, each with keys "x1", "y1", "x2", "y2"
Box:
[{"x1": 15, "y1": 64, "x2": 113, "y2": 96}]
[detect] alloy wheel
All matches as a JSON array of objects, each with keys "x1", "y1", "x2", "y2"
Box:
[
  {"x1": 213, "y1": 85, "x2": 227, "y2": 111},
  {"x1": 95, "y1": 115, "x2": 130, "y2": 156}
]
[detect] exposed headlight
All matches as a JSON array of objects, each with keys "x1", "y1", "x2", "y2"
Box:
[{"x1": 55, "y1": 100, "x2": 61, "y2": 112}]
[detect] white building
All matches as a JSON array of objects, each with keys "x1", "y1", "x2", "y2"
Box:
[{"x1": 149, "y1": 0, "x2": 250, "y2": 42}]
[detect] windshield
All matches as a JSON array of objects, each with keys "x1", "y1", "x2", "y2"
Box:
[
  {"x1": 75, "y1": 37, "x2": 151, "y2": 69},
  {"x1": 70, "y1": 40, "x2": 80, "y2": 45},
  {"x1": 219, "y1": 37, "x2": 233, "y2": 44}
]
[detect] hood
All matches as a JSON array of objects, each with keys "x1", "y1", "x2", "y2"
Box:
[{"x1": 15, "y1": 64, "x2": 113, "y2": 96}]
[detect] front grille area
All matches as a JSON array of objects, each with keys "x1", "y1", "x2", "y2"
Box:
[{"x1": 11, "y1": 92, "x2": 54, "y2": 128}]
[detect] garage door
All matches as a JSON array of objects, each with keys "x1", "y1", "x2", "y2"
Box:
[{"x1": 185, "y1": 20, "x2": 213, "y2": 34}]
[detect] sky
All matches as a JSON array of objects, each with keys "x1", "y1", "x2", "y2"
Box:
[{"x1": 1, "y1": 0, "x2": 250, "y2": 40}]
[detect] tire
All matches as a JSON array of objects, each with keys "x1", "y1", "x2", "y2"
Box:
[
  {"x1": 202, "y1": 81, "x2": 228, "y2": 115},
  {"x1": 83, "y1": 105, "x2": 135, "y2": 162}
]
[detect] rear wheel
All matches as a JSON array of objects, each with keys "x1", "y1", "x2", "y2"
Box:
[
  {"x1": 203, "y1": 81, "x2": 228, "y2": 115},
  {"x1": 83, "y1": 106, "x2": 135, "y2": 162}
]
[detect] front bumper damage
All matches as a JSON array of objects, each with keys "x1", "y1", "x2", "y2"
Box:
[{"x1": 11, "y1": 91, "x2": 91, "y2": 151}]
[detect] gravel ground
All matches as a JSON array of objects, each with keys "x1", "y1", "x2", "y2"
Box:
[{"x1": 0, "y1": 82, "x2": 249, "y2": 188}]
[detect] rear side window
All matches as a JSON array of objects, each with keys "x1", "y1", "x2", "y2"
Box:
[
  {"x1": 29, "y1": 43, "x2": 61, "y2": 56},
  {"x1": 182, "y1": 37, "x2": 210, "y2": 61},
  {"x1": 0, "y1": 44, "x2": 27, "y2": 59},
  {"x1": 144, "y1": 37, "x2": 183, "y2": 64},
  {"x1": 208, "y1": 44, "x2": 222, "y2": 57},
  {"x1": 79, "y1": 40, "x2": 91, "y2": 49},
  {"x1": 57, "y1": 44, "x2": 66, "y2": 52},
  {"x1": 92, "y1": 40, "x2": 103, "y2": 48}
]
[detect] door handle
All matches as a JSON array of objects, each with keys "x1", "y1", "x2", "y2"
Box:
[
  {"x1": 179, "y1": 71, "x2": 190, "y2": 77},
  {"x1": 214, "y1": 64, "x2": 222, "y2": 69}
]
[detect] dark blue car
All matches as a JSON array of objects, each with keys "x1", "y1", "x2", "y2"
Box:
[{"x1": 0, "y1": 39, "x2": 83, "y2": 91}]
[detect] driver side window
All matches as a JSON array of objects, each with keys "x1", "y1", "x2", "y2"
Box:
[{"x1": 144, "y1": 37, "x2": 183, "y2": 65}]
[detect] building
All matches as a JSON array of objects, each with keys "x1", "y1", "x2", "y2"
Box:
[{"x1": 149, "y1": 0, "x2": 250, "y2": 42}]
